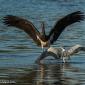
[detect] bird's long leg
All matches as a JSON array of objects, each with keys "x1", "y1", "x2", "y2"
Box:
[
  {"x1": 41, "y1": 44, "x2": 44, "y2": 52},
  {"x1": 41, "y1": 45, "x2": 48, "y2": 52}
]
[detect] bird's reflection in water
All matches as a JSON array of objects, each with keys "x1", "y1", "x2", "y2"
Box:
[
  {"x1": 8, "y1": 59, "x2": 83, "y2": 85},
  {"x1": 34, "y1": 62, "x2": 80, "y2": 85},
  {"x1": 34, "y1": 63, "x2": 64, "y2": 85},
  {"x1": 3, "y1": 61, "x2": 83, "y2": 85}
]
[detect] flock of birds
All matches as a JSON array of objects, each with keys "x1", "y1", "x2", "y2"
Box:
[{"x1": 2, "y1": 11, "x2": 85, "y2": 63}]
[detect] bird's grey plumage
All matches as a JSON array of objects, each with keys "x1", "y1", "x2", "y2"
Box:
[{"x1": 36, "y1": 45, "x2": 85, "y2": 63}]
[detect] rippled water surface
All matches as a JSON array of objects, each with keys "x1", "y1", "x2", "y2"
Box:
[{"x1": 0, "y1": 0, "x2": 85, "y2": 85}]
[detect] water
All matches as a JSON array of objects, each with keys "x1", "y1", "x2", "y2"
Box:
[{"x1": 0, "y1": 0, "x2": 85, "y2": 84}]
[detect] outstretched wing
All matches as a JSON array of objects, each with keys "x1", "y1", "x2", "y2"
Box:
[
  {"x1": 66, "y1": 44, "x2": 85, "y2": 56},
  {"x1": 3, "y1": 15, "x2": 41, "y2": 45},
  {"x1": 48, "y1": 11, "x2": 84, "y2": 44}
]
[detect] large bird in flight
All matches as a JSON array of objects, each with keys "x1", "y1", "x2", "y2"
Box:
[{"x1": 3, "y1": 11, "x2": 84, "y2": 49}]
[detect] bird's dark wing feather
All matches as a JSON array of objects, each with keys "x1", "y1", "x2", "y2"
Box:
[
  {"x1": 3, "y1": 15, "x2": 41, "y2": 45},
  {"x1": 48, "y1": 11, "x2": 84, "y2": 44}
]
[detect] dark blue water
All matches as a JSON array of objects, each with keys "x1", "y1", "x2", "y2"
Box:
[{"x1": 0, "y1": 0, "x2": 85, "y2": 84}]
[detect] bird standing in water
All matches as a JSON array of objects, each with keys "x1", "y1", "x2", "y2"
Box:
[{"x1": 3, "y1": 11, "x2": 84, "y2": 50}]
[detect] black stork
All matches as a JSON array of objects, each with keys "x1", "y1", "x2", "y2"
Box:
[
  {"x1": 36, "y1": 44, "x2": 85, "y2": 63},
  {"x1": 3, "y1": 11, "x2": 84, "y2": 50}
]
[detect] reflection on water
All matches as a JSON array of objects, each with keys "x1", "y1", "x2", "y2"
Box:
[
  {"x1": 34, "y1": 63, "x2": 64, "y2": 85},
  {"x1": 34, "y1": 62, "x2": 83, "y2": 85},
  {"x1": 0, "y1": 61, "x2": 85, "y2": 85}
]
